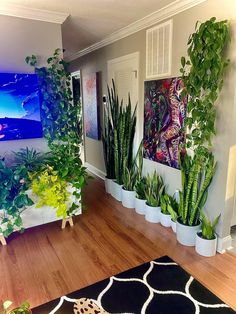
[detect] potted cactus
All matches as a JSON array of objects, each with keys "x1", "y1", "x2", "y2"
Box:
[
  {"x1": 144, "y1": 171, "x2": 165, "y2": 223},
  {"x1": 176, "y1": 152, "x2": 216, "y2": 246},
  {"x1": 195, "y1": 210, "x2": 220, "y2": 257}
]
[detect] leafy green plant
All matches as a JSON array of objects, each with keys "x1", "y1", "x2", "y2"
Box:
[
  {"x1": 145, "y1": 171, "x2": 165, "y2": 207},
  {"x1": 0, "y1": 160, "x2": 33, "y2": 238},
  {"x1": 135, "y1": 177, "x2": 147, "y2": 200},
  {"x1": 14, "y1": 147, "x2": 46, "y2": 173},
  {"x1": 31, "y1": 166, "x2": 78, "y2": 218},
  {"x1": 160, "y1": 194, "x2": 179, "y2": 221},
  {"x1": 122, "y1": 163, "x2": 137, "y2": 191},
  {"x1": 179, "y1": 151, "x2": 216, "y2": 226},
  {"x1": 180, "y1": 17, "x2": 230, "y2": 151},
  {"x1": 199, "y1": 209, "x2": 220, "y2": 240},
  {"x1": 1, "y1": 301, "x2": 31, "y2": 314}
]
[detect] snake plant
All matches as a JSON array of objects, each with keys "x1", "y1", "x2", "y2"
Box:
[
  {"x1": 199, "y1": 209, "x2": 220, "y2": 240},
  {"x1": 145, "y1": 171, "x2": 165, "y2": 207},
  {"x1": 179, "y1": 151, "x2": 216, "y2": 226},
  {"x1": 160, "y1": 194, "x2": 179, "y2": 221}
]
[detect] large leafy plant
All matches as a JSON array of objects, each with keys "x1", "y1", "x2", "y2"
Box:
[
  {"x1": 145, "y1": 171, "x2": 165, "y2": 207},
  {"x1": 179, "y1": 152, "x2": 216, "y2": 226},
  {"x1": 0, "y1": 160, "x2": 33, "y2": 238},
  {"x1": 180, "y1": 17, "x2": 230, "y2": 150}
]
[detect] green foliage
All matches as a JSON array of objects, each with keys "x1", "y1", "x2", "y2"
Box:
[
  {"x1": 135, "y1": 177, "x2": 147, "y2": 200},
  {"x1": 102, "y1": 80, "x2": 136, "y2": 184},
  {"x1": 199, "y1": 209, "x2": 220, "y2": 240},
  {"x1": 31, "y1": 167, "x2": 76, "y2": 218},
  {"x1": 0, "y1": 160, "x2": 33, "y2": 238},
  {"x1": 180, "y1": 17, "x2": 230, "y2": 151},
  {"x1": 160, "y1": 194, "x2": 179, "y2": 221},
  {"x1": 179, "y1": 151, "x2": 216, "y2": 226},
  {"x1": 14, "y1": 147, "x2": 46, "y2": 173},
  {"x1": 145, "y1": 171, "x2": 165, "y2": 207},
  {"x1": 1, "y1": 300, "x2": 31, "y2": 314}
]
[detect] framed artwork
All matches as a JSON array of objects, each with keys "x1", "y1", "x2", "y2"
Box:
[
  {"x1": 143, "y1": 77, "x2": 187, "y2": 169},
  {"x1": 83, "y1": 72, "x2": 100, "y2": 140}
]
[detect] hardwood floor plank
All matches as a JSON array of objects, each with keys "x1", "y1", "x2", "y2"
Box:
[{"x1": 0, "y1": 176, "x2": 236, "y2": 310}]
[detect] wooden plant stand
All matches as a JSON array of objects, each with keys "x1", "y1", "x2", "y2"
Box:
[
  {"x1": 61, "y1": 217, "x2": 74, "y2": 229},
  {"x1": 0, "y1": 234, "x2": 7, "y2": 246}
]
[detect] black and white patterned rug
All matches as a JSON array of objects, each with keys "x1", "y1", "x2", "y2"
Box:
[{"x1": 33, "y1": 256, "x2": 235, "y2": 314}]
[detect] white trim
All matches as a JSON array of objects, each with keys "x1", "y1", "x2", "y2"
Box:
[
  {"x1": 84, "y1": 162, "x2": 106, "y2": 180},
  {"x1": 66, "y1": 0, "x2": 207, "y2": 62},
  {"x1": 0, "y1": 3, "x2": 69, "y2": 24},
  {"x1": 217, "y1": 235, "x2": 233, "y2": 254}
]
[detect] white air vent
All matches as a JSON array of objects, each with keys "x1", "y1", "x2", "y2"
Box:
[{"x1": 146, "y1": 19, "x2": 173, "y2": 78}]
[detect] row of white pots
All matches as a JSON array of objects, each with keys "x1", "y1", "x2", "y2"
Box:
[{"x1": 105, "y1": 178, "x2": 217, "y2": 257}]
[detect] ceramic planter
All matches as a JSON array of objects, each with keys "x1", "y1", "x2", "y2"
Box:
[
  {"x1": 195, "y1": 232, "x2": 217, "y2": 257},
  {"x1": 105, "y1": 177, "x2": 113, "y2": 194},
  {"x1": 110, "y1": 180, "x2": 117, "y2": 198},
  {"x1": 171, "y1": 219, "x2": 176, "y2": 233},
  {"x1": 145, "y1": 203, "x2": 161, "y2": 223},
  {"x1": 121, "y1": 188, "x2": 136, "y2": 208},
  {"x1": 113, "y1": 182, "x2": 122, "y2": 201},
  {"x1": 160, "y1": 212, "x2": 172, "y2": 227},
  {"x1": 176, "y1": 218, "x2": 201, "y2": 246},
  {"x1": 135, "y1": 197, "x2": 146, "y2": 215}
]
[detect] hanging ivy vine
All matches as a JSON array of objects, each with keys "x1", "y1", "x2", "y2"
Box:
[{"x1": 180, "y1": 17, "x2": 230, "y2": 152}]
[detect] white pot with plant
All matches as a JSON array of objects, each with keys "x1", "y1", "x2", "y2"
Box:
[
  {"x1": 105, "y1": 177, "x2": 114, "y2": 194},
  {"x1": 122, "y1": 163, "x2": 136, "y2": 208},
  {"x1": 113, "y1": 181, "x2": 123, "y2": 201},
  {"x1": 195, "y1": 210, "x2": 220, "y2": 257},
  {"x1": 176, "y1": 153, "x2": 216, "y2": 247},
  {"x1": 165, "y1": 194, "x2": 179, "y2": 232},
  {"x1": 144, "y1": 171, "x2": 165, "y2": 223},
  {"x1": 135, "y1": 177, "x2": 147, "y2": 215},
  {"x1": 160, "y1": 195, "x2": 172, "y2": 227}
]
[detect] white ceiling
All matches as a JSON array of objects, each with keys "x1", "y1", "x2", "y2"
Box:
[{"x1": 1, "y1": 0, "x2": 176, "y2": 59}]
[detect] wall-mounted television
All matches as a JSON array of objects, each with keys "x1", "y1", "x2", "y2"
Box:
[{"x1": 0, "y1": 73, "x2": 43, "y2": 141}]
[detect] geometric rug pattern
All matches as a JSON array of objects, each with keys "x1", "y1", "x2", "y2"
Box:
[{"x1": 32, "y1": 256, "x2": 236, "y2": 314}]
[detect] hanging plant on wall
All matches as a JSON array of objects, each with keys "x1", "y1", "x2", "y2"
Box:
[{"x1": 180, "y1": 17, "x2": 230, "y2": 152}]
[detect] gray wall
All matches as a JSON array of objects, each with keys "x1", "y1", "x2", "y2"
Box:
[
  {"x1": 0, "y1": 15, "x2": 62, "y2": 157},
  {"x1": 70, "y1": 0, "x2": 236, "y2": 238}
]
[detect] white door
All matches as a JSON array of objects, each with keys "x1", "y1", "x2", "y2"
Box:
[{"x1": 107, "y1": 52, "x2": 140, "y2": 153}]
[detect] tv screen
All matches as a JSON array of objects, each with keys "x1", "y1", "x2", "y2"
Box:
[{"x1": 0, "y1": 73, "x2": 43, "y2": 141}]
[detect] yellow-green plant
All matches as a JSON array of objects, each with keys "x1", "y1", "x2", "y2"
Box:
[
  {"x1": 32, "y1": 167, "x2": 72, "y2": 218},
  {"x1": 1, "y1": 301, "x2": 30, "y2": 314}
]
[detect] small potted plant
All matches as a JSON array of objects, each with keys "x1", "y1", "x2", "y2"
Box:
[
  {"x1": 134, "y1": 177, "x2": 147, "y2": 215},
  {"x1": 1, "y1": 300, "x2": 31, "y2": 314},
  {"x1": 160, "y1": 194, "x2": 172, "y2": 227},
  {"x1": 144, "y1": 171, "x2": 165, "y2": 223},
  {"x1": 166, "y1": 195, "x2": 179, "y2": 233},
  {"x1": 122, "y1": 164, "x2": 137, "y2": 208},
  {"x1": 195, "y1": 210, "x2": 220, "y2": 257}
]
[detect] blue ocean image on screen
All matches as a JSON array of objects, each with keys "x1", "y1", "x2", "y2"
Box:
[{"x1": 0, "y1": 73, "x2": 43, "y2": 141}]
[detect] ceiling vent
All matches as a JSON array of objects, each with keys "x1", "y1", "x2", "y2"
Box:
[{"x1": 146, "y1": 19, "x2": 173, "y2": 79}]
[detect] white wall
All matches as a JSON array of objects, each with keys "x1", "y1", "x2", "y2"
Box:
[{"x1": 0, "y1": 15, "x2": 62, "y2": 158}]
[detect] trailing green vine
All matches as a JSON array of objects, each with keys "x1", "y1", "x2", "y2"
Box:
[{"x1": 180, "y1": 17, "x2": 230, "y2": 152}]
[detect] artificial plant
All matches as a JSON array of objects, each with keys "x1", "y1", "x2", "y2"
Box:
[{"x1": 0, "y1": 160, "x2": 33, "y2": 238}]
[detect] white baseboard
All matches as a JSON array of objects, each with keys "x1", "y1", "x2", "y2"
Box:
[
  {"x1": 217, "y1": 235, "x2": 233, "y2": 254},
  {"x1": 84, "y1": 162, "x2": 106, "y2": 180}
]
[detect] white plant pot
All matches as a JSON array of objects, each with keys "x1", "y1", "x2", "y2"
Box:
[
  {"x1": 121, "y1": 189, "x2": 136, "y2": 208},
  {"x1": 195, "y1": 232, "x2": 217, "y2": 257},
  {"x1": 176, "y1": 218, "x2": 201, "y2": 246},
  {"x1": 105, "y1": 177, "x2": 113, "y2": 194},
  {"x1": 135, "y1": 198, "x2": 146, "y2": 215},
  {"x1": 171, "y1": 219, "x2": 176, "y2": 233},
  {"x1": 113, "y1": 182, "x2": 122, "y2": 201},
  {"x1": 110, "y1": 180, "x2": 117, "y2": 198},
  {"x1": 160, "y1": 212, "x2": 172, "y2": 227},
  {"x1": 145, "y1": 203, "x2": 161, "y2": 223}
]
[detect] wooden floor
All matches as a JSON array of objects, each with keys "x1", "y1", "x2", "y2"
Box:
[{"x1": 1, "y1": 177, "x2": 236, "y2": 310}]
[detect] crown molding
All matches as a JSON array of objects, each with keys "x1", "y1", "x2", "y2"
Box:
[
  {"x1": 0, "y1": 3, "x2": 69, "y2": 24},
  {"x1": 66, "y1": 0, "x2": 207, "y2": 62}
]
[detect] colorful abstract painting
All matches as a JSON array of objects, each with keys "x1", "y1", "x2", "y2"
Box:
[
  {"x1": 83, "y1": 72, "x2": 100, "y2": 140},
  {"x1": 143, "y1": 77, "x2": 187, "y2": 169}
]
